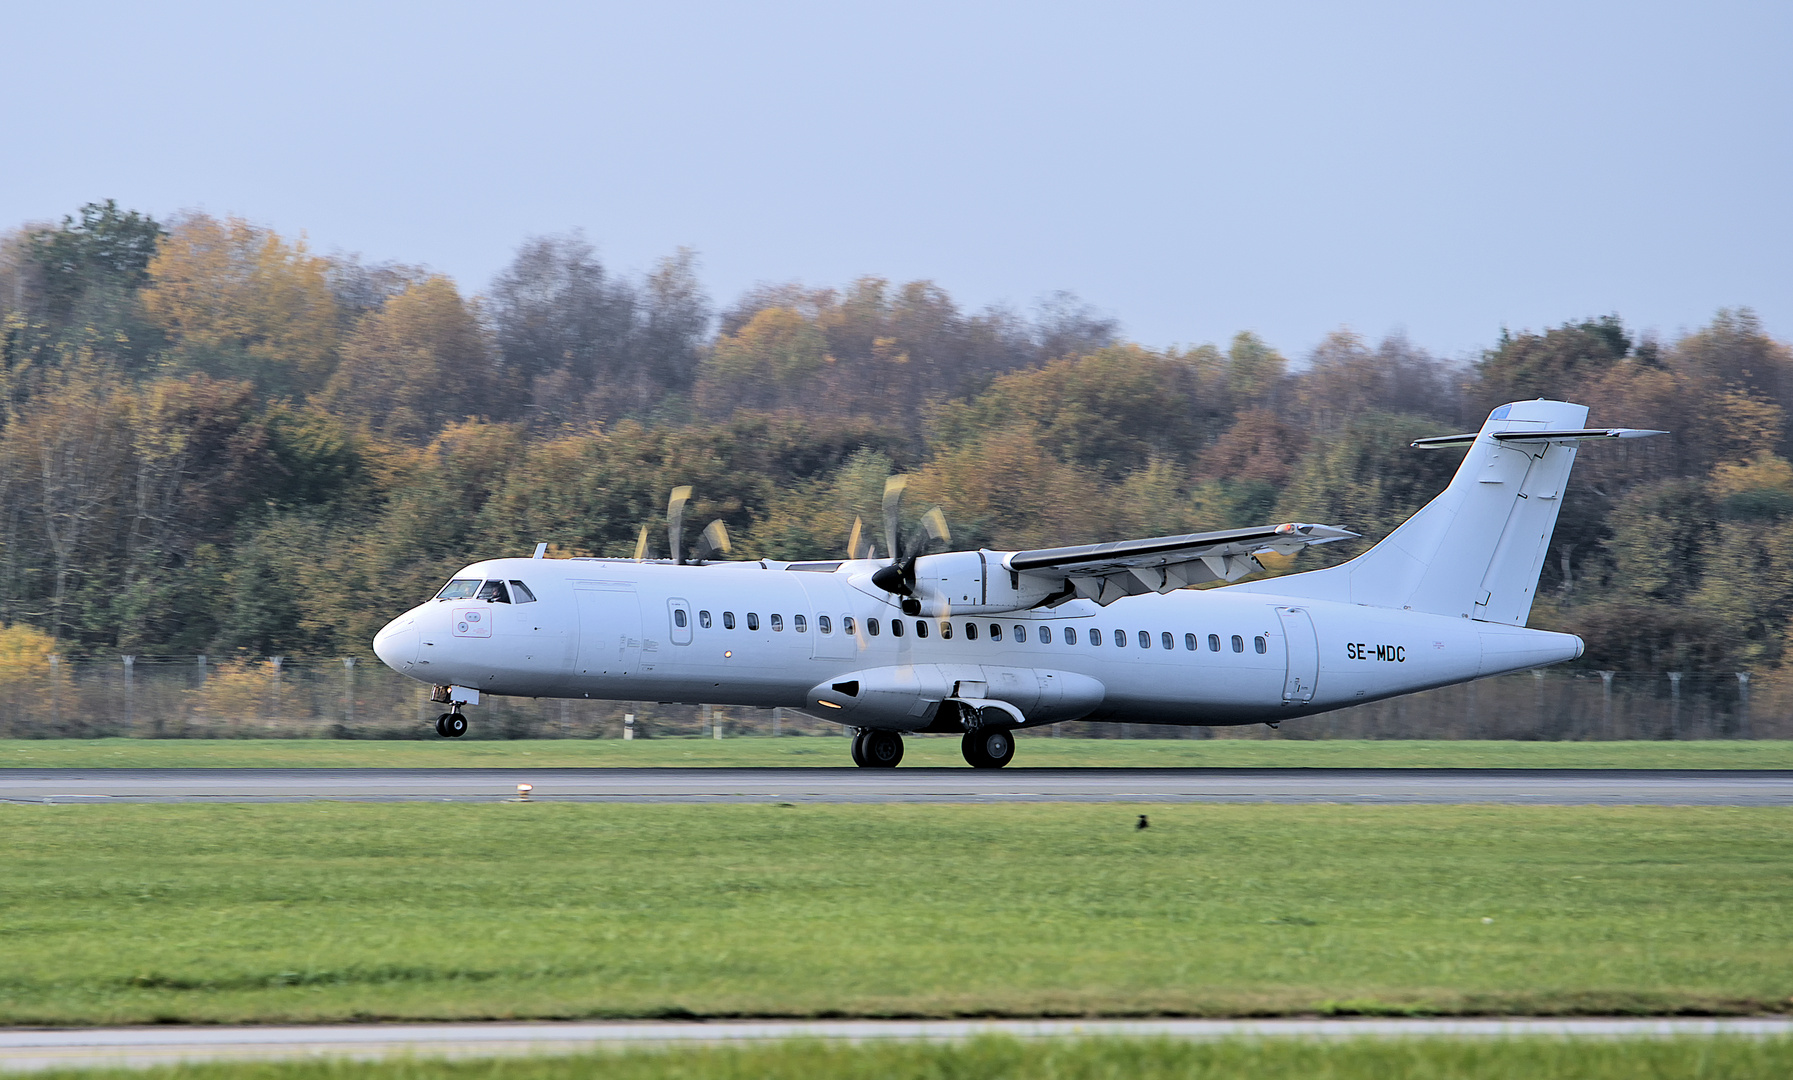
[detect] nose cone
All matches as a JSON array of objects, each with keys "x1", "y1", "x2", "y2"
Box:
[{"x1": 373, "y1": 613, "x2": 420, "y2": 672}]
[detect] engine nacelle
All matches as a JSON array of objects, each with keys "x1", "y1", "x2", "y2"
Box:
[{"x1": 890, "y1": 550, "x2": 1061, "y2": 616}]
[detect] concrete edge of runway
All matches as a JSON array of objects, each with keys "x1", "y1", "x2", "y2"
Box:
[{"x1": 3, "y1": 1018, "x2": 1791, "y2": 1072}]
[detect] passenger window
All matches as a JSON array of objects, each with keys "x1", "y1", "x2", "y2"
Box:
[
  {"x1": 673, "y1": 609, "x2": 688, "y2": 628},
  {"x1": 1091, "y1": 629, "x2": 1102, "y2": 646},
  {"x1": 964, "y1": 622, "x2": 977, "y2": 641},
  {"x1": 1208, "y1": 634, "x2": 1221, "y2": 652},
  {"x1": 915, "y1": 620, "x2": 928, "y2": 638},
  {"x1": 1139, "y1": 630, "x2": 1151, "y2": 648},
  {"x1": 1036, "y1": 625, "x2": 1048, "y2": 643},
  {"x1": 478, "y1": 580, "x2": 512, "y2": 604},
  {"x1": 794, "y1": 614, "x2": 807, "y2": 633},
  {"x1": 510, "y1": 581, "x2": 537, "y2": 604},
  {"x1": 1232, "y1": 634, "x2": 1244, "y2": 653},
  {"x1": 747, "y1": 613, "x2": 760, "y2": 631},
  {"x1": 819, "y1": 615, "x2": 832, "y2": 634},
  {"x1": 723, "y1": 612, "x2": 736, "y2": 629},
  {"x1": 436, "y1": 578, "x2": 482, "y2": 600},
  {"x1": 1013, "y1": 625, "x2": 1026, "y2": 643},
  {"x1": 1184, "y1": 633, "x2": 1197, "y2": 651},
  {"x1": 890, "y1": 619, "x2": 902, "y2": 637},
  {"x1": 1114, "y1": 629, "x2": 1126, "y2": 647},
  {"x1": 989, "y1": 623, "x2": 1002, "y2": 641},
  {"x1": 770, "y1": 614, "x2": 784, "y2": 631},
  {"x1": 939, "y1": 621, "x2": 951, "y2": 639},
  {"x1": 1255, "y1": 635, "x2": 1268, "y2": 654},
  {"x1": 849, "y1": 616, "x2": 862, "y2": 635},
  {"x1": 1162, "y1": 632, "x2": 1174, "y2": 650},
  {"x1": 1065, "y1": 627, "x2": 1077, "y2": 645},
  {"x1": 700, "y1": 610, "x2": 712, "y2": 629}
]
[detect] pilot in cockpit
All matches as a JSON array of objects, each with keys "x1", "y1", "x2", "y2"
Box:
[{"x1": 477, "y1": 580, "x2": 511, "y2": 604}]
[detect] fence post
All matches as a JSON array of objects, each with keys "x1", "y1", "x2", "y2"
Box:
[
  {"x1": 1737, "y1": 672, "x2": 1752, "y2": 739},
  {"x1": 1532, "y1": 669, "x2": 1546, "y2": 735},
  {"x1": 269, "y1": 656, "x2": 283, "y2": 728},
  {"x1": 623, "y1": 712, "x2": 635, "y2": 740},
  {"x1": 1599, "y1": 671, "x2": 1615, "y2": 739},
  {"x1": 49, "y1": 654, "x2": 61, "y2": 733},
  {"x1": 773, "y1": 707, "x2": 783, "y2": 737},
  {"x1": 341, "y1": 657, "x2": 356, "y2": 728},
  {"x1": 122, "y1": 655, "x2": 135, "y2": 733},
  {"x1": 702, "y1": 703, "x2": 712, "y2": 737},
  {"x1": 1667, "y1": 672, "x2": 1682, "y2": 739}
]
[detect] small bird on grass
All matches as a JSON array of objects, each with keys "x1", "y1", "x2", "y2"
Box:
[{"x1": 1136, "y1": 814, "x2": 1149, "y2": 830}]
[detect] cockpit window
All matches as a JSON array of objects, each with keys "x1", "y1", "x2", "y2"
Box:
[
  {"x1": 509, "y1": 580, "x2": 537, "y2": 604},
  {"x1": 478, "y1": 580, "x2": 512, "y2": 604},
  {"x1": 436, "y1": 578, "x2": 482, "y2": 600}
]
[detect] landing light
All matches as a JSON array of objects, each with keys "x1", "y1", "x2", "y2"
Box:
[{"x1": 817, "y1": 700, "x2": 842, "y2": 710}]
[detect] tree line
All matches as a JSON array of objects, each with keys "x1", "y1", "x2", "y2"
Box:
[{"x1": 1, "y1": 200, "x2": 1788, "y2": 675}]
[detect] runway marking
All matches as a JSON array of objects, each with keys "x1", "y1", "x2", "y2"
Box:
[
  {"x1": 2, "y1": 1018, "x2": 1790, "y2": 1071},
  {"x1": 2, "y1": 768, "x2": 1790, "y2": 806}
]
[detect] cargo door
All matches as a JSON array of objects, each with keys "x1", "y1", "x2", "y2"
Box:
[
  {"x1": 1276, "y1": 606, "x2": 1318, "y2": 704},
  {"x1": 573, "y1": 581, "x2": 643, "y2": 676},
  {"x1": 795, "y1": 575, "x2": 855, "y2": 660}
]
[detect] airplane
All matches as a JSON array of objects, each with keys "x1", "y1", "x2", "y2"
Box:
[{"x1": 372, "y1": 399, "x2": 1664, "y2": 767}]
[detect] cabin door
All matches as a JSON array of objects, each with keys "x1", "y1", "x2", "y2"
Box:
[
  {"x1": 1276, "y1": 606, "x2": 1318, "y2": 704},
  {"x1": 796, "y1": 576, "x2": 856, "y2": 660}
]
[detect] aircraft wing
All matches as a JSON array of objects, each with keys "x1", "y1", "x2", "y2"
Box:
[{"x1": 1003, "y1": 522, "x2": 1358, "y2": 606}]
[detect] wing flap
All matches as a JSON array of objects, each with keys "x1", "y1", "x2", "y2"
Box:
[{"x1": 1006, "y1": 523, "x2": 1357, "y2": 606}]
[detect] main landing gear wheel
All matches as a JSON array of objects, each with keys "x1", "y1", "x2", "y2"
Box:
[
  {"x1": 962, "y1": 727, "x2": 1015, "y2": 769},
  {"x1": 850, "y1": 730, "x2": 869, "y2": 767},
  {"x1": 436, "y1": 712, "x2": 468, "y2": 738},
  {"x1": 860, "y1": 729, "x2": 904, "y2": 768}
]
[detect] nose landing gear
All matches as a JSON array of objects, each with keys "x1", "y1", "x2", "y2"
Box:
[
  {"x1": 435, "y1": 712, "x2": 468, "y2": 738},
  {"x1": 850, "y1": 729, "x2": 904, "y2": 768}
]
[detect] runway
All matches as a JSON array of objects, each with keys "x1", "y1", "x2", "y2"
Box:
[
  {"x1": 2, "y1": 1018, "x2": 1789, "y2": 1071},
  {"x1": 2, "y1": 767, "x2": 1790, "y2": 804}
]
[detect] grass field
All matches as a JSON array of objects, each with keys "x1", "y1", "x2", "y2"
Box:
[
  {"x1": 4, "y1": 737, "x2": 1792, "y2": 769},
  {"x1": 2, "y1": 803, "x2": 1788, "y2": 1025},
  {"x1": 24, "y1": 1036, "x2": 1793, "y2": 1080}
]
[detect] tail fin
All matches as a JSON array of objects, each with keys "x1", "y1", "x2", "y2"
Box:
[{"x1": 1241, "y1": 400, "x2": 1660, "y2": 626}]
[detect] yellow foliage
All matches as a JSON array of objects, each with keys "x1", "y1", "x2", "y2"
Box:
[
  {"x1": 143, "y1": 213, "x2": 337, "y2": 387},
  {"x1": 1711, "y1": 452, "x2": 1793, "y2": 498},
  {"x1": 0, "y1": 623, "x2": 56, "y2": 668}
]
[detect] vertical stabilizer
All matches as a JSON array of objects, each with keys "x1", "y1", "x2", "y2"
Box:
[{"x1": 1237, "y1": 400, "x2": 1589, "y2": 625}]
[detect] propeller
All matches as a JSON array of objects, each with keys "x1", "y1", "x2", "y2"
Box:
[
  {"x1": 694, "y1": 519, "x2": 731, "y2": 562},
  {"x1": 869, "y1": 476, "x2": 952, "y2": 605},
  {"x1": 846, "y1": 517, "x2": 865, "y2": 561},
  {"x1": 667, "y1": 485, "x2": 693, "y2": 565}
]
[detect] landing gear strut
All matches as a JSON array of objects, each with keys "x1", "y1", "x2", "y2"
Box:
[
  {"x1": 961, "y1": 726, "x2": 1014, "y2": 769},
  {"x1": 435, "y1": 712, "x2": 467, "y2": 738},
  {"x1": 851, "y1": 729, "x2": 904, "y2": 768}
]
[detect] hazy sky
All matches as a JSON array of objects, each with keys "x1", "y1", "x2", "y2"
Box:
[{"x1": 3, "y1": 1, "x2": 1787, "y2": 359}]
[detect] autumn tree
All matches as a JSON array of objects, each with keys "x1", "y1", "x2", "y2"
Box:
[
  {"x1": 322, "y1": 276, "x2": 499, "y2": 442},
  {"x1": 142, "y1": 213, "x2": 338, "y2": 395}
]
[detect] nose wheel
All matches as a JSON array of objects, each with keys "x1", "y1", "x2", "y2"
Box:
[
  {"x1": 851, "y1": 729, "x2": 904, "y2": 768},
  {"x1": 435, "y1": 712, "x2": 468, "y2": 738}
]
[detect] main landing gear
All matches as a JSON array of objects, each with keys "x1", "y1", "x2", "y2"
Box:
[
  {"x1": 851, "y1": 729, "x2": 904, "y2": 768},
  {"x1": 435, "y1": 712, "x2": 467, "y2": 738},
  {"x1": 961, "y1": 726, "x2": 1015, "y2": 769}
]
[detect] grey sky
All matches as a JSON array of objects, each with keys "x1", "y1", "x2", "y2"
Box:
[{"x1": 4, "y1": 0, "x2": 1787, "y2": 359}]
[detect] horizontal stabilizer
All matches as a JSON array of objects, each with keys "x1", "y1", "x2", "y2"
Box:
[{"x1": 1412, "y1": 427, "x2": 1667, "y2": 449}]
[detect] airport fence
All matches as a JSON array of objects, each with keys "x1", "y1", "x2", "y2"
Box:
[{"x1": 0, "y1": 655, "x2": 1782, "y2": 741}]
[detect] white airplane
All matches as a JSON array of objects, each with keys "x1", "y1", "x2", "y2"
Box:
[{"x1": 373, "y1": 399, "x2": 1663, "y2": 767}]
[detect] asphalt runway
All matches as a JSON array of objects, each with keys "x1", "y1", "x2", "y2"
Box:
[
  {"x1": 2, "y1": 767, "x2": 1790, "y2": 804},
  {"x1": 3, "y1": 1018, "x2": 1790, "y2": 1072}
]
